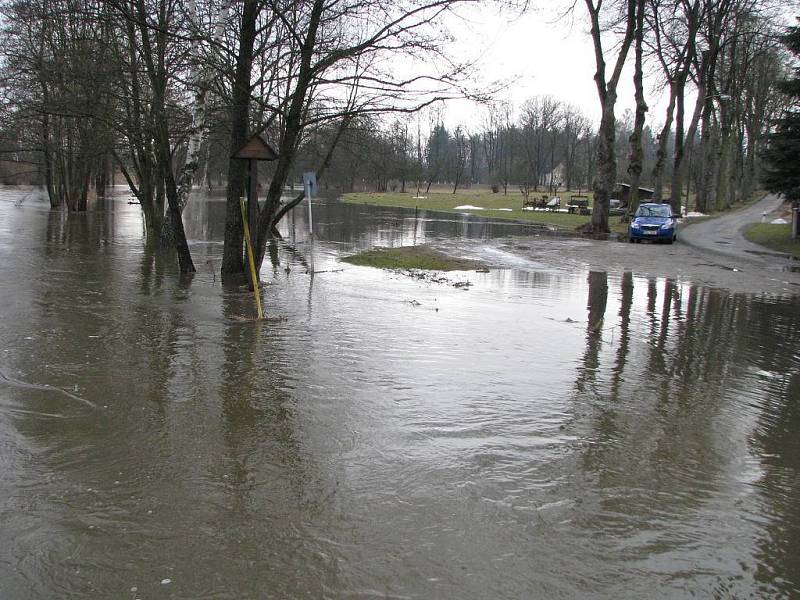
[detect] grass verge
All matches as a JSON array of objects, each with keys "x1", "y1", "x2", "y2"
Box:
[
  {"x1": 341, "y1": 245, "x2": 484, "y2": 271},
  {"x1": 744, "y1": 223, "x2": 800, "y2": 258}
]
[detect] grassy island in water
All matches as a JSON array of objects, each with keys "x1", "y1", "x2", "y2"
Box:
[{"x1": 341, "y1": 245, "x2": 485, "y2": 271}]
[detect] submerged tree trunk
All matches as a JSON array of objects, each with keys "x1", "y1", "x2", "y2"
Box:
[
  {"x1": 221, "y1": 0, "x2": 259, "y2": 282},
  {"x1": 115, "y1": 10, "x2": 163, "y2": 238},
  {"x1": 271, "y1": 115, "x2": 353, "y2": 232},
  {"x1": 160, "y1": 1, "x2": 231, "y2": 248},
  {"x1": 256, "y1": 0, "x2": 325, "y2": 270},
  {"x1": 135, "y1": 0, "x2": 195, "y2": 273}
]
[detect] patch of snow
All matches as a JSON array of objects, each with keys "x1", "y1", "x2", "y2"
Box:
[
  {"x1": 491, "y1": 208, "x2": 513, "y2": 212},
  {"x1": 685, "y1": 211, "x2": 707, "y2": 218},
  {"x1": 770, "y1": 218, "x2": 789, "y2": 224},
  {"x1": 453, "y1": 205, "x2": 485, "y2": 210}
]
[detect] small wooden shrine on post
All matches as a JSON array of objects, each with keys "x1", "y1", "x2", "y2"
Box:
[
  {"x1": 231, "y1": 133, "x2": 278, "y2": 273},
  {"x1": 231, "y1": 135, "x2": 278, "y2": 319}
]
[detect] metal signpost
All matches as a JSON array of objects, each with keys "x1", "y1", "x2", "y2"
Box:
[{"x1": 303, "y1": 171, "x2": 317, "y2": 237}]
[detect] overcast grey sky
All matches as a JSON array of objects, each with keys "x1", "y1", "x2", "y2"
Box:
[
  {"x1": 441, "y1": 3, "x2": 675, "y2": 128},
  {"x1": 440, "y1": 2, "x2": 799, "y2": 130}
]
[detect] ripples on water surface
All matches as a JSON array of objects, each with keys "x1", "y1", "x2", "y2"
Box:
[{"x1": 0, "y1": 188, "x2": 799, "y2": 599}]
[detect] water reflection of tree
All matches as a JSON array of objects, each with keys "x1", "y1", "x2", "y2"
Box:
[
  {"x1": 608, "y1": 271, "x2": 633, "y2": 402},
  {"x1": 746, "y1": 296, "x2": 800, "y2": 595},
  {"x1": 576, "y1": 284, "x2": 800, "y2": 592},
  {"x1": 574, "y1": 271, "x2": 608, "y2": 395},
  {"x1": 579, "y1": 282, "x2": 749, "y2": 484},
  {"x1": 9, "y1": 215, "x2": 211, "y2": 593},
  {"x1": 216, "y1": 292, "x2": 340, "y2": 594},
  {"x1": 219, "y1": 292, "x2": 326, "y2": 521}
]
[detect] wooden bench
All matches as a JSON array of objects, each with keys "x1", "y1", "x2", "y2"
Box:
[{"x1": 524, "y1": 195, "x2": 562, "y2": 211}]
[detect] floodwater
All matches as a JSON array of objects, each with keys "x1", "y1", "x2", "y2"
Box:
[{"x1": 1, "y1": 187, "x2": 799, "y2": 599}]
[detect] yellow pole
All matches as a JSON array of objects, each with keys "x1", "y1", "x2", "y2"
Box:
[{"x1": 240, "y1": 196, "x2": 264, "y2": 319}]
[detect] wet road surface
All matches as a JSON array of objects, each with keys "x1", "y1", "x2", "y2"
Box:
[{"x1": 680, "y1": 194, "x2": 794, "y2": 267}]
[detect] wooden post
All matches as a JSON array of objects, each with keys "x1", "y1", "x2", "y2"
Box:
[
  {"x1": 240, "y1": 196, "x2": 264, "y2": 319},
  {"x1": 248, "y1": 159, "x2": 259, "y2": 257}
]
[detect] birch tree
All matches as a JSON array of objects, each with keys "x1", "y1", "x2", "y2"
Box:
[{"x1": 160, "y1": 0, "x2": 233, "y2": 247}]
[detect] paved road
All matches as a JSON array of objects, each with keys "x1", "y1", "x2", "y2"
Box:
[{"x1": 679, "y1": 194, "x2": 796, "y2": 271}]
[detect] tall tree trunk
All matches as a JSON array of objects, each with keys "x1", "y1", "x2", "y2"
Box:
[
  {"x1": 37, "y1": 4, "x2": 59, "y2": 208},
  {"x1": 136, "y1": 0, "x2": 195, "y2": 273},
  {"x1": 626, "y1": 0, "x2": 647, "y2": 220},
  {"x1": 593, "y1": 105, "x2": 617, "y2": 232},
  {"x1": 585, "y1": 0, "x2": 637, "y2": 234},
  {"x1": 221, "y1": 0, "x2": 260, "y2": 281},
  {"x1": 271, "y1": 115, "x2": 353, "y2": 235},
  {"x1": 256, "y1": 0, "x2": 325, "y2": 270},
  {"x1": 670, "y1": 74, "x2": 704, "y2": 212},
  {"x1": 651, "y1": 82, "x2": 676, "y2": 202},
  {"x1": 160, "y1": 1, "x2": 231, "y2": 248},
  {"x1": 697, "y1": 97, "x2": 716, "y2": 213}
]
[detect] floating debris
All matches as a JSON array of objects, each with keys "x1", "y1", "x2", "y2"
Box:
[{"x1": 0, "y1": 368, "x2": 95, "y2": 408}]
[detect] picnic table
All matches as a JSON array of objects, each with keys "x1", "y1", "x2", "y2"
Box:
[{"x1": 566, "y1": 195, "x2": 591, "y2": 215}]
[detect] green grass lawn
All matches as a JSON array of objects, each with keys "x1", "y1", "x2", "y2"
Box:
[
  {"x1": 744, "y1": 223, "x2": 800, "y2": 258},
  {"x1": 341, "y1": 188, "x2": 630, "y2": 234},
  {"x1": 341, "y1": 187, "x2": 775, "y2": 240},
  {"x1": 341, "y1": 245, "x2": 484, "y2": 271}
]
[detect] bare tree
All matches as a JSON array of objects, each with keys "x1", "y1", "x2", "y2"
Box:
[
  {"x1": 451, "y1": 125, "x2": 468, "y2": 194},
  {"x1": 584, "y1": 0, "x2": 637, "y2": 233},
  {"x1": 625, "y1": 0, "x2": 648, "y2": 219},
  {"x1": 1, "y1": 0, "x2": 117, "y2": 210},
  {"x1": 647, "y1": 0, "x2": 701, "y2": 208},
  {"x1": 131, "y1": 0, "x2": 195, "y2": 272},
  {"x1": 562, "y1": 105, "x2": 592, "y2": 191}
]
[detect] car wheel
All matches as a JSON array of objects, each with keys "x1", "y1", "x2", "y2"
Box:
[
  {"x1": 666, "y1": 237, "x2": 673, "y2": 245},
  {"x1": 629, "y1": 237, "x2": 634, "y2": 243}
]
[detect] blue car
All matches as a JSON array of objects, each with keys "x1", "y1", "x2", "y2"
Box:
[{"x1": 629, "y1": 203, "x2": 677, "y2": 244}]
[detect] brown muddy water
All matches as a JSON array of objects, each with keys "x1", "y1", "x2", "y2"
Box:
[{"x1": 1, "y1": 187, "x2": 799, "y2": 599}]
